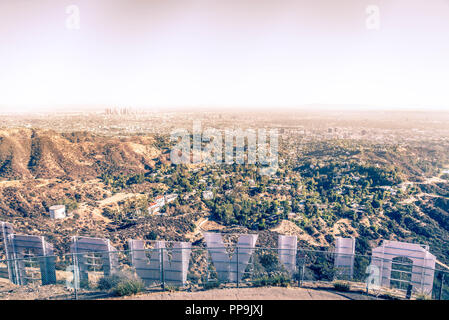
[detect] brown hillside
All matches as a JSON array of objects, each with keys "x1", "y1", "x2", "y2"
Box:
[{"x1": 0, "y1": 129, "x2": 161, "y2": 180}]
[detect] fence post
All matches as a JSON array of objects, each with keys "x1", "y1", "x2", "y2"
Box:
[
  {"x1": 10, "y1": 236, "x2": 21, "y2": 285},
  {"x1": 300, "y1": 264, "x2": 305, "y2": 287},
  {"x1": 160, "y1": 247, "x2": 165, "y2": 290},
  {"x1": 439, "y1": 273, "x2": 445, "y2": 300},
  {"x1": 405, "y1": 284, "x2": 413, "y2": 300},
  {"x1": 236, "y1": 246, "x2": 239, "y2": 288},
  {"x1": 366, "y1": 279, "x2": 369, "y2": 295},
  {"x1": 72, "y1": 253, "x2": 78, "y2": 300}
]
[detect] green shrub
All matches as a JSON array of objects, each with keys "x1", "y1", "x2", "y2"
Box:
[
  {"x1": 258, "y1": 252, "x2": 279, "y2": 272},
  {"x1": 145, "y1": 230, "x2": 158, "y2": 240},
  {"x1": 203, "y1": 280, "x2": 220, "y2": 290},
  {"x1": 79, "y1": 278, "x2": 90, "y2": 289},
  {"x1": 378, "y1": 292, "x2": 400, "y2": 300},
  {"x1": 113, "y1": 279, "x2": 145, "y2": 297},
  {"x1": 253, "y1": 276, "x2": 269, "y2": 287},
  {"x1": 333, "y1": 281, "x2": 351, "y2": 292},
  {"x1": 97, "y1": 274, "x2": 122, "y2": 291},
  {"x1": 415, "y1": 293, "x2": 432, "y2": 300},
  {"x1": 253, "y1": 274, "x2": 291, "y2": 287},
  {"x1": 164, "y1": 285, "x2": 180, "y2": 292},
  {"x1": 98, "y1": 272, "x2": 145, "y2": 297}
]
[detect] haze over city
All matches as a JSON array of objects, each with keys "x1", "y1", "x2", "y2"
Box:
[{"x1": 1, "y1": 0, "x2": 449, "y2": 112}]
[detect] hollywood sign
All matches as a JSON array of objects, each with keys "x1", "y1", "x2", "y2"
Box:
[
  {"x1": 129, "y1": 239, "x2": 191, "y2": 286},
  {"x1": 0, "y1": 222, "x2": 437, "y2": 294}
]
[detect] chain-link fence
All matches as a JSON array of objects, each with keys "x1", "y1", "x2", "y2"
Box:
[{"x1": 0, "y1": 246, "x2": 448, "y2": 300}]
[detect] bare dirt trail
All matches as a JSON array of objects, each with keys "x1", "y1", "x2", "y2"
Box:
[
  {"x1": 114, "y1": 287, "x2": 349, "y2": 300},
  {"x1": 185, "y1": 215, "x2": 214, "y2": 241},
  {"x1": 75, "y1": 202, "x2": 112, "y2": 223},
  {"x1": 96, "y1": 192, "x2": 142, "y2": 207},
  {"x1": 79, "y1": 192, "x2": 148, "y2": 224}
]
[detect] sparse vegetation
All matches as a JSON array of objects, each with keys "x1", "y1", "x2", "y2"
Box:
[
  {"x1": 202, "y1": 280, "x2": 220, "y2": 290},
  {"x1": 113, "y1": 279, "x2": 145, "y2": 297},
  {"x1": 333, "y1": 281, "x2": 351, "y2": 292},
  {"x1": 252, "y1": 274, "x2": 291, "y2": 287},
  {"x1": 415, "y1": 293, "x2": 432, "y2": 300},
  {"x1": 97, "y1": 274, "x2": 122, "y2": 291},
  {"x1": 98, "y1": 272, "x2": 145, "y2": 297}
]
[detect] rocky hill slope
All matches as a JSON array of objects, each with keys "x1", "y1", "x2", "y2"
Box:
[{"x1": 0, "y1": 129, "x2": 161, "y2": 180}]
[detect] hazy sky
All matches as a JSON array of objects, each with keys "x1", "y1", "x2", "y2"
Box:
[{"x1": 1, "y1": 0, "x2": 449, "y2": 112}]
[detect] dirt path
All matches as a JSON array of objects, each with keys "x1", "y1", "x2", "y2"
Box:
[
  {"x1": 82, "y1": 192, "x2": 147, "y2": 224},
  {"x1": 185, "y1": 216, "x2": 211, "y2": 241},
  {"x1": 75, "y1": 202, "x2": 112, "y2": 223},
  {"x1": 116, "y1": 287, "x2": 349, "y2": 300},
  {"x1": 96, "y1": 193, "x2": 141, "y2": 207}
]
